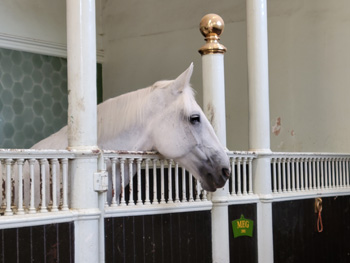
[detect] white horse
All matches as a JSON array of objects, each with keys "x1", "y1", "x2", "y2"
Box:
[{"x1": 32, "y1": 64, "x2": 230, "y2": 194}]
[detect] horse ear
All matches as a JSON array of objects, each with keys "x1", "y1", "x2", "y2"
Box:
[{"x1": 171, "y1": 63, "x2": 194, "y2": 94}]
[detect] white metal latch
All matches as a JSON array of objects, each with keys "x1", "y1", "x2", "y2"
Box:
[{"x1": 94, "y1": 171, "x2": 108, "y2": 192}]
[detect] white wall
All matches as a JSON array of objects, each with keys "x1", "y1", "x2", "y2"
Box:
[
  {"x1": 102, "y1": 0, "x2": 350, "y2": 153},
  {"x1": 0, "y1": 0, "x2": 104, "y2": 57}
]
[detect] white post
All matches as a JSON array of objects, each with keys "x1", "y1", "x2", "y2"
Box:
[
  {"x1": 199, "y1": 14, "x2": 229, "y2": 263},
  {"x1": 246, "y1": 0, "x2": 274, "y2": 262},
  {"x1": 66, "y1": 0, "x2": 100, "y2": 262}
]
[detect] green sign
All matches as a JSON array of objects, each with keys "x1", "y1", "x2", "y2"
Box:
[{"x1": 232, "y1": 214, "x2": 254, "y2": 238}]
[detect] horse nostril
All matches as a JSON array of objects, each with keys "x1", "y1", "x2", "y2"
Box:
[{"x1": 222, "y1": 168, "x2": 230, "y2": 179}]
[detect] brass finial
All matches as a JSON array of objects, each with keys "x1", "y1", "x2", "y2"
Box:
[{"x1": 199, "y1": 14, "x2": 227, "y2": 55}]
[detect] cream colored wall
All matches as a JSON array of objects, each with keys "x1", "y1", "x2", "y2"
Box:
[
  {"x1": 102, "y1": 0, "x2": 350, "y2": 153},
  {"x1": 0, "y1": 0, "x2": 104, "y2": 55}
]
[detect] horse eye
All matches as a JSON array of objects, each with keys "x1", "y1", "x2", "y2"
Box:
[{"x1": 189, "y1": 114, "x2": 200, "y2": 124}]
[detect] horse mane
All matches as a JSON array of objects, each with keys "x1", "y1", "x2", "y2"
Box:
[{"x1": 97, "y1": 79, "x2": 196, "y2": 143}]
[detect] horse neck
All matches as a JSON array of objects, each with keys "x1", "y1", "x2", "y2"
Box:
[{"x1": 97, "y1": 87, "x2": 154, "y2": 150}]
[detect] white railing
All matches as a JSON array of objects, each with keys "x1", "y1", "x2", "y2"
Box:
[
  {"x1": 227, "y1": 151, "x2": 258, "y2": 202},
  {"x1": 102, "y1": 151, "x2": 212, "y2": 216},
  {"x1": 0, "y1": 150, "x2": 74, "y2": 217},
  {"x1": 270, "y1": 153, "x2": 350, "y2": 199}
]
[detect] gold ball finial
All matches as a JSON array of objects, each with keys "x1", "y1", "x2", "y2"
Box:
[{"x1": 199, "y1": 14, "x2": 227, "y2": 55}]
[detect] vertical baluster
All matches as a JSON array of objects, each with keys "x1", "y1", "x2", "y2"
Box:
[
  {"x1": 136, "y1": 158, "x2": 143, "y2": 206},
  {"x1": 237, "y1": 157, "x2": 242, "y2": 196},
  {"x1": 128, "y1": 158, "x2": 135, "y2": 206},
  {"x1": 282, "y1": 158, "x2": 286, "y2": 192},
  {"x1": 277, "y1": 158, "x2": 282, "y2": 193},
  {"x1": 231, "y1": 158, "x2": 236, "y2": 196},
  {"x1": 248, "y1": 157, "x2": 253, "y2": 195},
  {"x1": 28, "y1": 159, "x2": 37, "y2": 213},
  {"x1": 189, "y1": 173, "x2": 194, "y2": 202},
  {"x1": 338, "y1": 158, "x2": 342, "y2": 188},
  {"x1": 144, "y1": 159, "x2": 151, "y2": 205},
  {"x1": 61, "y1": 158, "x2": 68, "y2": 211},
  {"x1": 291, "y1": 158, "x2": 295, "y2": 192},
  {"x1": 152, "y1": 159, "x2": 158, "y2": 204},
  {"x1": 286, "y1": 158, "x2": 291, "y2": 192},
  {"x1": 5, "y1": 159, "x2": 13, "y2": 216},
  {"x1": 272, "y1": 158, "x2": 277, "y2": 193},
  {"x1": 312, "y1": 158, "x2": 316, "y2": 190},
  {"x1": 324, "y1": 158, "x2": 328, "y2": 189},
  {"x1": 174, "y1": 162, "x2": 180, "y2": 203},
  {"x1": 39, "y1": 159, "x2": 48, "y2": 213},
  {"x1": 342, "y1": 158, "x2": 346, "y2": 188},
  {"x1": 168, "y1": 160, "x2": 173, "y2": 203},
  {"x1": 299, "y1": 158, "x2": 304, "y2": 191},
  {"x1": 182, "y1": 168, "x2": 186, "y2": 202},
  {"x1": 320, "y1": 158, "x2": 324, "y2": 189},
  {"x1": 160, "y1": 159, "x2": 166, "y2": 204},
  {"x1": 50, "y1": 159, "x2": 59, "y2": 212},
  {"x1": 331, "y1": 158, "x2": 336, "y2": 188},
  {"x1": 242, "y1": 157, "x2": 247, "y2": 195},
  {"x1": 316, "y1": 158, "x2": 320, "y2": 190},
  {"x1": 304, "y1": 160, "x2": 308, "y2": 190},
  {"x1": 346, "y1": 159, "x2": 350, "y2": 187},
  {"x1": 296, "y1": 158, "x2": 300, "y2": 191},
  {"x1": 335, "y1": 158, "x2": 339, "y2": 188},
  {"x1": 17, "y1": 159, "x2": 25, "y2": 215},
  {"x1": 308, "y1": 159, "x2": 312, "y2": 190},
  {"x1": 119, "y1": 158, "x2": 126, "y2": 206},
  {"x1": 202, "y1": 190, "x2": 208, "y2": 201},
  {"x1": 111, "y1": 158, "x2": 118, "y2": 207},
  {"x1": 327, "y1": 158, "x2": 332, "y2": 189}
]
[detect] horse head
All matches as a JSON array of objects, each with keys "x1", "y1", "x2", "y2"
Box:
[{"x1": 145, "y1": 64, "x2": 230, "y2": 191}]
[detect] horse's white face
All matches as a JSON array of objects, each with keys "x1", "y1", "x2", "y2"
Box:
[{"x1": 146, "y1": 64, "x2": 230, "y2": 191}]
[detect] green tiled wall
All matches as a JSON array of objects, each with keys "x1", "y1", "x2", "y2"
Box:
[{"x1": 0, "y1": 48, "x2": 102, "y2": 149}]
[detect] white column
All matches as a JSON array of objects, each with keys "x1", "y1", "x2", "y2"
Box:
[
  {"x1": 246, "y1": 0, "x2": 274, "y2": 262},
  {"x1": 199, "y1": 14, "x2": 229, "y2": 263},
  {"x1": 66, "y1": 0, "x2": 100, "y2": 262}
]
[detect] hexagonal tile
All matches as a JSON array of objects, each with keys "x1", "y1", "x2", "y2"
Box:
[
  {"x1": 1, "y1": 90, "x2": 14, "y2": 105},
  {"x1": 23, "y1": 92, "x2": 35, "y2": 107},
  {"x1": 11, "y1": 51, "x2": 22, "y2": 66},
  {"x1": 0, "y1": 56, "x2": 13, "y2": 73},
  {"x1": 13, "y1": 99, "x2": 24, "y2": 114},
  {"x1": 13, "y1": 131, "x2": 26, "y2": 147},
  {"x1": 33, "y1": 117, "x2": 44, "y2": 132},
  {"x1": 42, "y1": 94, "x2": 53, "y2": 108},
  {"x1": 51, "y1": 57, "x2": 62, "y2": 71},
  {"x1": 3, "y1": 122, "x2": 15, "y2": 138},
  {"x1": 33, "y1": 85, "x2": 43, "y2": 99},
  {"x1": 32, "y1": 69, "x2": 44, "y2": 84},
  {"x1": 23, "y1": 124, "x2": 35, "y2": 139},
  {"x1": 13, "y1": 116, "x2": 25, "y2": 130},
  {"x1": 12, "y1": 65, "x2": 22, "y2": 81},
  {"x1": 22, "y1": 76, "x2": 33, "y2": 91},
  {"x1": 42, "y1": 78, "x2": 53, "y2": 93},
  {"x1": 13, "y1": 82, "x2": 24, "y2": 98},
  {"x1": 1, "y1": 105, "x2": 14, "y2": 121},
  {"x1": 52, "y1": 87, "x2": 64, "y2": 101},
  {"x1": 32, "y1": 55, "x2": 43, "y2": 68},
  {"x1": 42, "y1": 63, "x2": 53, "y2": 76},
  {"x1": 42, "y1": 108, "x2": 54, "y2": 124},
  {"x1": 52, "y1": 102, "x2": 63, "y2": 117},
  {"x1": 33, "y1": 100, "x2": 44, "y2": 115},
  {"x1": 1, "y1": 73, "x2": 14, "y2": 88},
  {"x1": 23, "y1": 108, "x2": 34, "y2": 123},
  {"x1": 21, "y1": 60, "x2": 33, "y2": 75},
  {"x1": 52, "y1": 72, "x2": 61, "y2": 86}
]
